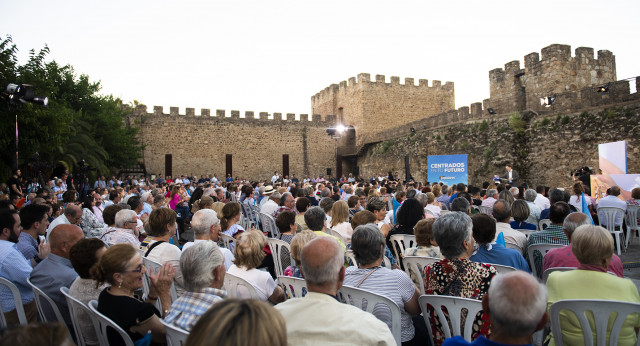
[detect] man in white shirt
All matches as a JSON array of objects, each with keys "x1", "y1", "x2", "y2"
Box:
[
  {"x1": 275, "y1": 237, "x2": 395, "y2": 345},
  {"x1": 597, "y1": 186, "x2": 627, "y2": 227},
  {"x1": 271, "y1": 171, "x2": 279, "y2": 184},
  {"x1": 182, "y1": 209, "x2": 234, "y2": 270},
  {"x1": 533, "y1": 186, "x2": 551, "y2": 211},
  {"x1": 493, "y1": 200, "x2": 527, "y2": 254},
  {"x1": 260, "y1": 192, "x2": 281, "y2": 217},
  {"x1": 46, "y1": 204, "x2": 82, "y2": 239}
]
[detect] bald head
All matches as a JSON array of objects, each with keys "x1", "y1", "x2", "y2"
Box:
[
  {"x1": 486, "y1": 271, "x2": 548, "y2": 339},
  {"x1": 300, "y1": 237, "x2": 344, "y2": 294},
  {"x1": 64, "y1": 204, "x2": 82, "y2": 225},
  {"x1": 49, "y1": 224, "x2": 84, "y2": 258}
]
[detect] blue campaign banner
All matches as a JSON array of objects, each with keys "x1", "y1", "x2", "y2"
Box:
[{"x1": 427, "y1": 154, "x2": 468, "y2": 185}]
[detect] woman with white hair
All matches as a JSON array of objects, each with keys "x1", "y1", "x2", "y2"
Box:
[
  {"x1": 546, "y1": 225, "x2": 640, "y2": 346},
  {"x1": 423, "y1": 212, "x2": 497, "y2": 345}
]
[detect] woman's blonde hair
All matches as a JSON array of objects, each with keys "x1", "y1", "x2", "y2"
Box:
[
  {"x1": 233, "y1": 230, "x2": 267, "y2": 269},
  {"x1": 572, "y1": 224, "x2": 613, "y2": 266},
  {"x1": 187, "y1": 299, "x2": 287, "y2": 346},
  {"x1": 289, "y1": 231, "x2": 318, "y2": 265},
  {"x1": 191, "y1": 195, "x2": 214, "y2": 213},
  {"x1": 211, "y1": 201, "x2": 225, "y2": 216},
  {"x1": 432, "y1": 184, "x2": 442, "y2": 197},
  {"x1": 330, "y1": 200, "x2": 349, "y2": 227},
  {"x1": 90, "y1": 243, "x2": 137, "y2": 288}
]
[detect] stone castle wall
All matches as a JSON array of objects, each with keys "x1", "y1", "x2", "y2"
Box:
[
  {"x1": 126, "y1": 106, "x2": 336, "y2": 180},
  {"x1": 311, "y1": 73, "x2": 455, "y2": 146}
]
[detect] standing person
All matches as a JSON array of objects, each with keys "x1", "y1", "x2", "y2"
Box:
[
  {"x1": 501, "y1": 164, "x2": 519, "y2": 186},
  {"x1": 7, "y1": 169, "x2": 23, "y2": 199}
]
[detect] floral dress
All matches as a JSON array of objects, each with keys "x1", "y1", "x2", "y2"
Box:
[{"x1": 423, "y1": 258, "x2": 497, "y2": 345}]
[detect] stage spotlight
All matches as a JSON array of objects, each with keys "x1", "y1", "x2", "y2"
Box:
[
  {"x1": 5, "y1": 83, "x2": 48, "y2": 106},
  {"x1": 597, "y1": 83, "x2": 609, "y2": 93},
  {"x1": 487, "y1": 108, "x2": 496, "y2": 115},
  {"x1": 336, "y1": 124, "x2": 346, "y2": 134}
]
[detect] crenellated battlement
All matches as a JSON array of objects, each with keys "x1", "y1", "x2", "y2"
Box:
[
  {"x1": 127, "y1": 105, "x2": 336, "y2": 126},
  {"x1": 311, "y1": 73, "x2": 454, "y2": 103}
]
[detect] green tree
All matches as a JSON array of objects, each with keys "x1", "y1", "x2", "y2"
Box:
[{"x1": 0, "y1": 35, "x2": 142, "y2": 181}]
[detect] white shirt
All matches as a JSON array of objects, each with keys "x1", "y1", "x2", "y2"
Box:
[
  {"x1": 260, "y1": 200, "x2": 279, "y2": 217},
  {"x1": 597, "y1": 195, "x2": 627, "y2": 226},
  {"x1": 425, "y1": 204, "x2": 441, "y2": 217},
  {"x1": 182, "y1": 239, "x2": 234, "y2": 270},
  {"x1": 143, "y1": 240, "x2": 185, "y2": 295},
  {"x1": 275, "y1": 292, "x2": 395, "y2": 346},
  {"x1": 495, "y1": 222, "x2": 527, "y2": 254},
  {"x1": 526, "y1": 201, "x2": 541, "y2": 225},
  {"x1": 329, "y1": 222, "x2": 353, "y2": 245},
  {"x1": 271, "y1": 175, "x2": 279, "y2": 183},
  {"x1": 46, "y1": 214, "x2": 70, "y2": 240},
  {"x1": 534, "y1": 193, "x2": 551, "y2": 211}
]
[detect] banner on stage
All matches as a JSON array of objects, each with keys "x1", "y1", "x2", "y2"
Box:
[
  {"x1": 427, "y1": 154, "x2": 468, "y2": 185},
  {"x1": 598, "y1": 140, "x2": 627, "y2": 174}
]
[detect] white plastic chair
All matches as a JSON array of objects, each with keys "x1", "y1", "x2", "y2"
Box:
[
  {"x1": 389, "y1": 234, "x2": 416, "y2": 267},
  {"x1": 477, "y1": 205, "x2": 493, "y2": 216},
  {"x1": 526, "y1": 243, "x2": 564, "y2": 278},
  {"x1": 87, "y1": 300, "x2": 134, "y2": 346},
  {"x1": 515, "y1": 229, "x2": 537, "y2": 238},
  {"x1": 159, "y1": 318, "x2": 189, "y2": 346},
  {"x1": 419, "y1": 295, "x2": 484, "y2": 344},
  {"x1": 549, "y1": 299, "x2": 640, "y2": 346},
  {"x1": 327, "y1": 228, "x2": 347, "y2": 245},
  {"x1": 267, "y1": 238, "x2": 293, "y2": 278},
  {"x1": 402, "y1": 256, "x2": 440, "y2": 295},
  {"x1": 142, "y1": 257, "x2": 178, "y2": 313},
  {"x1": 542, "y1": 267, "x2": 576, "y2": 284},
  {"x1": 260, "y1": 212, "x2": 279, "y2": 238},
  {"x1": 224, "y1": 272, "x2": 259, "y2": 299},
  {"x1": 220, "y1": 233, "x2": 235, "y2": 250},
  {"x1": 538, "y1": 218, "x2": 551, "y2": 231},
  {"x1": 277, "y1": 276, "x2": 307, "y2": 299},
  {"x1": 625, "y1": 204, "x2": 640, "y2": 248},
  {"x1": 0, "y1": 277, "x2": 27, "y2": 327},
  {"x1": 597, "y1": 206, "x2": 626, "y2": 255},
  {"x1": 345, "y1": 249, "x2": 358, "y2": 266},
  {"x1": 240, "y1": 203, "x2": 257, "y2": 229},
  {"x1": 61, "y1": 286, "x2": 99, "y2": 346},
  {"x1": 505, "y1": 242, "x2": 523, "y2": 253},
  {"x1": 27, "y1": 277, "x2": 66, "y2": 324},
  {"x1": 338, "y1": 285, "x2": 402, "y2": 346},
  {"x1": 491, "y1": 263, "x2": 517, "y2": 275}
]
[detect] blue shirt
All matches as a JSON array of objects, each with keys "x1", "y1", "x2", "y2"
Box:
[
  {"x1": 140, "y1": 202, "x2": 153, "y2": 217},
  {"x1": 16, "y1": 232, "x2": 39, "y2": 263},
  {"x1": 443, "y1": 335, "x2": 532, "y2": 346},
  {"x1": 470, "y1": 243, "x2": 531, "y2": 273},
  {"x1": 510, "y1": 221, "x2": 537, "y2": 231},
  {"x1": 30, "y1": 253, "x2": 78, "y2": 326},
  {"x1": 0, "y1": 239, "x2": 34, "y2": 312}
]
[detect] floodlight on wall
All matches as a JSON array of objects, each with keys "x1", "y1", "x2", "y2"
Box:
[
  {"x1": 336, "y1": 124, "x2": 346, "y2": 134},
  {"x1": 410, "y1": 127, "x2": 416, "y2": 133},
  {"x1": 487, "y1": 108, "x2": 496, "y2": 115},
  {"x1": 540, "y1": 95, "x2": 556, "y2": 107},
  {"x1": 5, "y1": 84, "x2": 48, "y2": 106},
  {"x1": 597, "y1": 83, "x2": 610, "y2": 93}
]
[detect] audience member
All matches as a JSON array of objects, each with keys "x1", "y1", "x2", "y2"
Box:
[
  {"x1": 17, "y1": 204, "x2": 50, "y2": 266},
  {"x1": 443, "y1": 271, "x2": 549, "y2": 346},
  {"x1": 345, "y1": 224, "x2": 425, "y2": 345},
  {"x1": 102, "y1": 209, "x2": 140, "y2": 247},
  {"x1": 403, "y1": 219, "x2": 442, "y2": 258},
  {"x1": 46, "y1": 204, "x2": 82, "y2": 239},
  {"x1": 188, "y1": 299, "x2": 287, "y2": 346},
  {"x1": 539, "y1": 188, "x2": 565, "y2": 220},
  {"x1": 423, "y1": 212, "x2": 497, "y2": 345},
  {"x1": 546, "y1": 225, "x2": 640, "y2": 345},
  {"x1": 294, "y1": 197, "x2": 310, "y2": 231},
  {"x1": 93, "y1": 243, "x2": 175, "y2": 345},
  {"x1": 284, "y1": 231, "x2": 318, "y2": 278},
  {"x1": 0, "y1": 209, "x2": 37, "y2": 324},
  {"x1": 492, "y1": 200, "x2": 527, "y2": 254},
  {"x1": 275, "y1": 237, "x2": 395, "y2": 345},
  {"x1": 470, "y1": 214, "x2": 530, "y2": 272},
  {"x1": 30, "y1": 224, "x2": 84, "y2": 329},
  {"x1": 304, "y1": 206, "x2": 345, "y2": 250},
  {"x1": 329, "y1": 200, "x2": 353, "y2": 244},
  {"x1": 68, "y1": 238, "x2": 107, "y2": 346},
  {"x1": 525, "y1": 202, "x2": 571, "y2": 277},
  {"x1": 596, "y1": 185, "x2": 627, "y2": 227},
  {"x1": 183, "y1": 209, "x2": 234, "y2": 270},
  {"x1": 165, "y1": 241, "x2": 227, "y2": 331},
  {"x1": 509, "y1": 199, "x2": 537, "y2": 230},
  {"x1": 227, "y1": 230, "x2": 284, "y2": 303}
]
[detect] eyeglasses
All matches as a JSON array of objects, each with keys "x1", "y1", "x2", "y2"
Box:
[{"x1": 126, "y1": 264, "x2": 145, "y2": 273}]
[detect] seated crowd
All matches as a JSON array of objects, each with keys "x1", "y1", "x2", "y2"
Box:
[{"x1": 1, "y1": 171, "x2": 639, "y2": 346}]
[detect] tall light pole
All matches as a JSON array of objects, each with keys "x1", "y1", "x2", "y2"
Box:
[{"x1": 326, "y1": 124, "x2": 346, "y2": 180}]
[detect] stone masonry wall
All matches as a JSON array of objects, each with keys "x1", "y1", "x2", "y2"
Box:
[
  {"x1": 311, "y1": 73, "x2": 455, "y2": 147},
  {"x1": 127, "y1": 107, "x2": 336, "y2": 180},
  {"x1": 357, "y1": 101, "x2": 640, "y2": 189}
]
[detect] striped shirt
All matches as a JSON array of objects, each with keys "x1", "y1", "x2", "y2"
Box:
[
  {"x1": 164, "y1": 287, "x2": 226, "y2": 331},
  {"x1": 343, "y1": 266, "x2": 416, "y2": 342}
]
